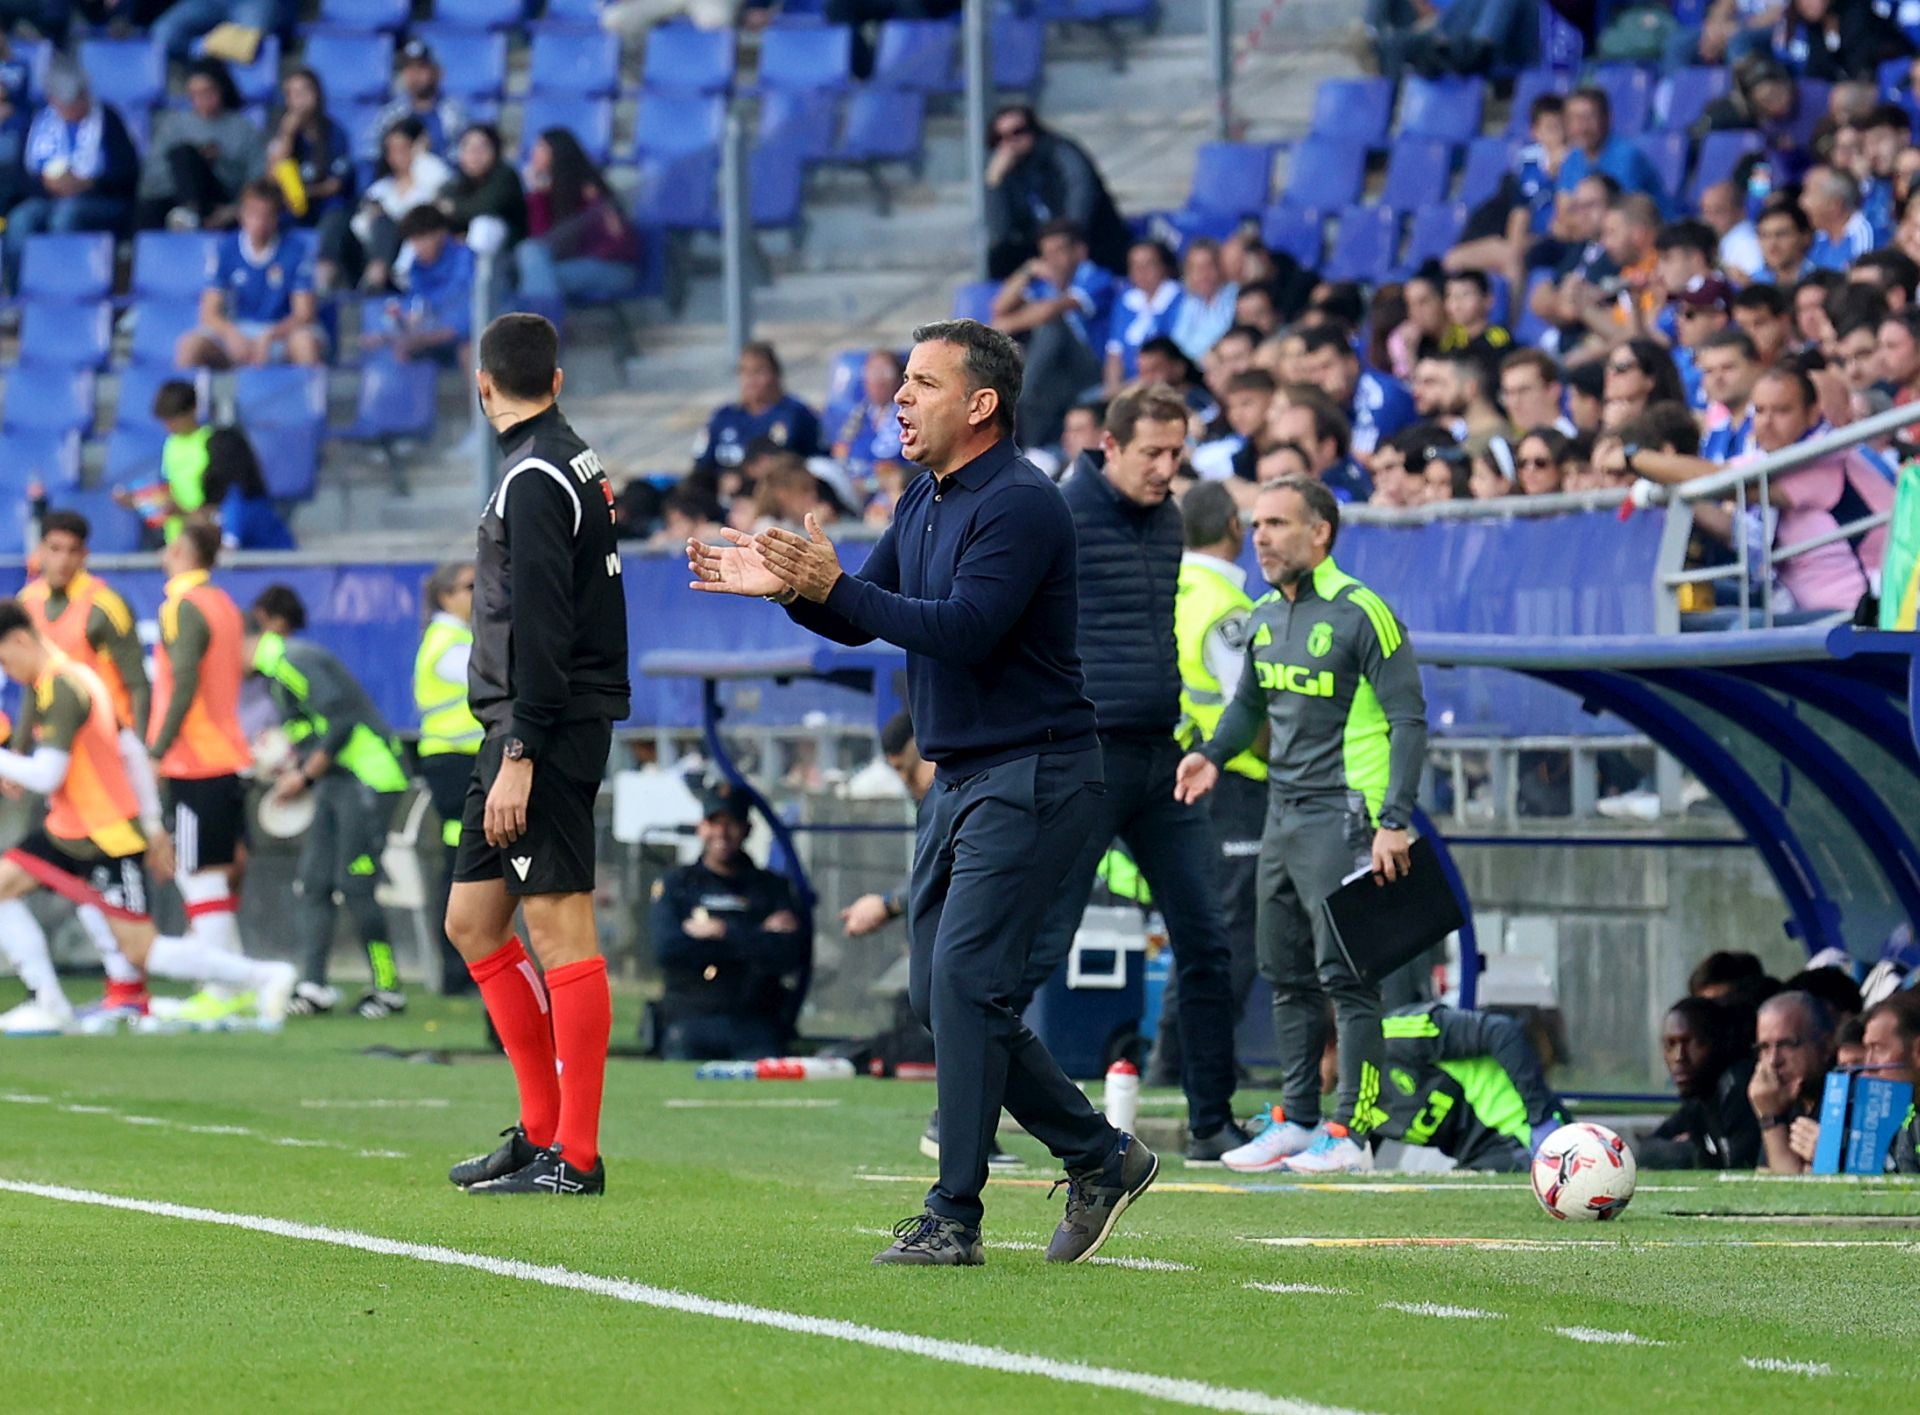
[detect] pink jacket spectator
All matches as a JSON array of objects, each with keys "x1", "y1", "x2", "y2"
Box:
[{"x1": 1759, "y1": 445, "x2": 1896, "y2": 613}]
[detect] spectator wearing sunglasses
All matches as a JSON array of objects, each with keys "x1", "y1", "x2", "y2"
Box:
[{"x1": 982, "y1": 104, "x2": 1129, "y2": 281}]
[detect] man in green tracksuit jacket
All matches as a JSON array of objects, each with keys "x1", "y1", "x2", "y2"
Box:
[
  {"x1": 1176, "y1": 474, "x2": 1429, "y2": 1175},
  {"x1": 247, "y1": 586, "x2": 411, "y2": 1019}
]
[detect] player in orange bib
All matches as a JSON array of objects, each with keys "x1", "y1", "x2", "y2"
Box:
[
  {"x1": 146, "y1": 523, "x2": 257, "y2": 1009},
  {"x1": 12, "y1": 509, "x2": 159, "y2": 1028},
  {"x1": 0, "y1": 600, "x2": 295, "y2": 1034}
]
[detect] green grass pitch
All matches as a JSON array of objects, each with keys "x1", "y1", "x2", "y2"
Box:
[{"x1": 0, "y1": 984, "x2": 1913, "y2": 1414}]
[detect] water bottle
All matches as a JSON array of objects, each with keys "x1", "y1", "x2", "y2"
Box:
[
  {"x1": 1103, "y1": 1058, "x2": 1140, "y2": 1134},
  {"x1": 1746, "y1": 161, "x2": 1773, "y2": 222},
  {"x1": 754, "y1": 1056, "x2": 857, "y2": 1081}
]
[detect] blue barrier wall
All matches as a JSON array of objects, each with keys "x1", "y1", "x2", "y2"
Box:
[{"x1": 0, "y1": 509, "x2": 1666, "y2": 736}]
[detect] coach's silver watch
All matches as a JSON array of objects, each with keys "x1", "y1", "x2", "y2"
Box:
[{"x1": 503, "y1": 737, "x2": 529, "y2": 762}]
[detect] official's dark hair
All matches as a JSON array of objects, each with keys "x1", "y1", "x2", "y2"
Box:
[
  {"x1": 1181, "y1": 479, "x2": 1240, "y2": 550},
  {"x1": 1278, "y1": 383, "x2": 1351, "y2": 460},
  {"x1": 176, "y1": 519, "x2": 222, "y2": 570},
  {"x1": 1781, "y1": 969, "x2": 1863, "y2": 1022},
  {"x1": 908, "y1": 318, "x2": 1023, "y2": 435},
  {"x1": 40, "y1": 509, "x2": 89, "y2": 543},
  {"x1": 184, "y1": 56, "x2": 242, "y2": 113},
  {"x1": 879, "y1": 710, "x2": 915, "y2": 758},
  {"x1": 1700, "y1": 326, "x2": 1759, "y2": 361},
  {"x1": 1259, "y1": 472, "x2": 1341, "y2": 551},
  {"x1": 1689, "y1": 949, "x2": 1767, "y2": 995},
  {"x1": 397, "y1": 204, "x2": 453, "y2": 241},
  {"x1": 479, "y1": 313, "x2": 559, "y2": 402},
  {"x1": 252, "y1": 584, "x2": 308, "y2": 634},
  {"x1": 1655, "y1": 219, "x2": 1718, "y2": 261},
  {"x1": 0, "y1": 599, "x2": 32, "y2": 641},
  {"x1": 1105, "y1": 383, "x2": 1191, "y2": 447}
]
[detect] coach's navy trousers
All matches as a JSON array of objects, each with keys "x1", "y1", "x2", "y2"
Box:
[{"x1": 907, "y1": 745, "x2": 1120, "y2": 1227}]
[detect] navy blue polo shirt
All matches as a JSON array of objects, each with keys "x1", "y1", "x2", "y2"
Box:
[{"x1": 787, "y1": 438, "x2": 1097, "y2": 778}]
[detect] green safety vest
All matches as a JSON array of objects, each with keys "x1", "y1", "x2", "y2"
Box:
[
  {"x1": 414, "y1": 616, "x2": 482, "y2": 758},
  {"x1": 253, "y1": 632, "x2": 409, "y2": 794},
  {"x1": 1174, "y1": 556, "x2": 1268, "y2": 782},
  {"x1": 1883, "y1": 459, "x2": 1919, "y2": 631}
]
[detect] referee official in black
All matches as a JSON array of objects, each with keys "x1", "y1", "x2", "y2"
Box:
[
  {"x1": 444, "y1": 313, "x2": 630, "y2": 1197},
  {"x1": 688, "y1": 319, "x2": 1157, "y2": 1267}
]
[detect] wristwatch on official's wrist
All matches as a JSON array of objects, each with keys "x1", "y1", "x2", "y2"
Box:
[
  {"x1": 1756, "y1": 1112, "x2": 1791, "y2": 1132},
  {"x1": 1622, "y1": 443, "x2": 1641, "y2": 475},
  {"x1": 1378, "y1": 815, "x2": 1407, "y2": 832},
  {"x1": 503, "y1": 737, "x2": 529, "y2": 762}
]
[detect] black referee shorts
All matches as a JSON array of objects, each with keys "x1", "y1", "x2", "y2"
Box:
[{"x1": 452, "y1": 723, "x2": 611, "y2": 897}]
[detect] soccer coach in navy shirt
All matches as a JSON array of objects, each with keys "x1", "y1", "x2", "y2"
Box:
[{"x1": 687, "y1": 319, "x2": 1157, "y2": 1267}]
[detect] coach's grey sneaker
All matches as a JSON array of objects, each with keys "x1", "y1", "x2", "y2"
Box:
[
  {"x1": 1044, "y1": 1133, "x2": 1159, "y2": 1264},
  {"x1": 871, "y1": 1211, "x2": 985, "y2": 1266}
]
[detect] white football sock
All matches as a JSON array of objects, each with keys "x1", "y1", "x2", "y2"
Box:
[
  {"x1": 0, "y1": 898, "x2": 70, "y2": 1009},
  {"x1": 79, "y1": 904, "x2": 143, "y2": 985},
  {"x1": 146, "y1": 935, "x2": 274, "y2": 991},
  {"x1": 179, "y1": 871, "x2": 244, "y2": 955}
]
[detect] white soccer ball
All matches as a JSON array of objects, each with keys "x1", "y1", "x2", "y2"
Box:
[{"x1": 1530, "y1": 1122, "x2": 1636, "y2": 1222}]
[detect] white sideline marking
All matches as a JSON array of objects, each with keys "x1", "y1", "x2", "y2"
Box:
[
  {"x1": 1, "y1": 1092, "x2": 407, "y2": 1160},
  {"x1": 1242, "y1": 1236, "x2": 1918, "y2": 1251},
  {"x1": 0, "y1": 1181, "x2": 1362, "y2": 1415},
  {"x1": 851, "y1": 1227, "x2": 1193, "y2": 1272},
  {"x1": 299, "y1": 1099, "x2": 450, "y2": 1110},
  {"x1": 1245, "y1": 1282, "x2": 1350, "y2": 1296},
  {"x1": 664, "y1": 1098, "x2": 843, "y2": 1109},
  {"x1": 1742, "y1": 1358, "x2": 1834, "y2": 1377},
  {"x1": 1553, "y1": 1327, "x2": 1665, "y2": 1347},
  {"x1": 1379, "y1": 1302, "x2": 1503, "y2": 1320}
]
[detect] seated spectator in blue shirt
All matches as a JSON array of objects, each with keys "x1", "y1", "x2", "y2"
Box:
[
  {"x1": 376, "y1": 40, "x2": 467, "y2": 157},
  {"x1": 648, "y1": 788, "x2": 806, "y2": 1062},
  {"x1": 831, "y1": 347, "x2": 908, "y2": 499},
  {"x1": 1801, "y1": 165, "x2": 1877, "y2": 271},
  {"x1": 363, "y1": 206, "x2": 473, "y2": 373},
  {"x1": 1269, "y1": 384, "x2": 1373, "y2": 504},
  {"x1": 1170, "y1": 237, "x2": 1238, "y2": 361},
  {"x1": 694, "y1": 340, "x2": 823, "y2": 473},
  {"x1": 266, "y1": 67, "x2": 356, "y2": 290},
  {"x1": 990, "y1": 217, "x2": 1115, "y2": 448},
  {"x1": 4, "y1": 60, "x2": 138, "y2": 292},
  {"x1": 176, "y1": 179, "x2": 327, "y2": 369},
  {"x1": 1294, "y1": 323, "x2": 1414, "y2": 459},
  {"x1": 1105, "y1": 238, "x2": 1189, "y2": 391},
  {"x1": 1558, "y1": 86, "x2": 1667, "y2": 214}
]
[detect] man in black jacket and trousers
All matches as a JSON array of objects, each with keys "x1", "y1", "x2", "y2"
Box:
[{"x1": 1021, "y1": 384, "x2": 1247, "y2": 1163}]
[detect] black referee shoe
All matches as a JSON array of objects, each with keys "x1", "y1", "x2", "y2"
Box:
[
  {"x1": 448, "y1": 1124, "x2": 539, "y2": 1188},
  {"x1": 468, "y1": 1144, "x2": 605, "y2": 1196}
]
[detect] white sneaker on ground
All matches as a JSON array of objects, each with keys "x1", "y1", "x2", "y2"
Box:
[
  {"x1": 0, "y1": 997, "x2": 74, "y2": 1036},
  {"x1": 255, "y1": 964, "x2": 299, "y2": 1031},
  {"x1": 1279, "y1": 1125, "x2": 1372, "y2": 1175},
  {"x1": 1221, "y1": 1110, "x2": 1318, "y2": 1172}
]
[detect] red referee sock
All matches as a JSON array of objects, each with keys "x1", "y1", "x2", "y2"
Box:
[
  {"x1": 468, "y1": 937, "x2": 559, "y2": 1150},
  {"x1": 545, "y1": 955, "x2": 611, "y2": 1170}
]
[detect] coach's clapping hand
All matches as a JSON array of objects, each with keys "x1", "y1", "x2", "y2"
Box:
[
  {"x1": 687, "y1": 531, "x2": 785, "y2": 597},
  {"x1": 756, "y1": 515, "x2": 844, "y2": 603}
]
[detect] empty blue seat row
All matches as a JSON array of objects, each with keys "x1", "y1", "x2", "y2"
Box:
[{"x1": 757, "y1": 88, "x2": 926, "y2": 167}]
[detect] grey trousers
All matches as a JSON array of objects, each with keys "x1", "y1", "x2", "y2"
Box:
[
  {"x1": 295, "y1": 774, "x2": 400, "y2": 990},
  {"x1": 1256, "y1": 792, "x2": 1385, "y2": 1131}
]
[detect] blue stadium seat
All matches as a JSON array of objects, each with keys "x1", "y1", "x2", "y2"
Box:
[
  {"x1": 1280, "y1": 134, "x2": 1367, "y2": 213},
  {"x1": 1032, "y1": 0, "x2": 1157, "y2": 16},
  {"x1": 18, "y1": 300, "x2": 113, "y2": 371},
  {"x1": 433, "y1": 0, "x2": 527, "y2": 28},
  {"x1": 1689, "y1": 128, "x2": 1763, "y2": 202},
  {"x1": 1309, "y1": 76, "x2": 1393, "y2": 150},
  {"x1": 836, "y1": 89, "x2": 925, "y2": 163},
  {"x1": 528, "y1": 27, "x2": 621, "y2": 97},
  {"x1": 1658, "y1": 66, "x2": 1730, "y2": 131},
  {"x1": 1185, "y1": 141, "x2": 1273, "y2": 219},
  {"x1": 78, "y1": 37, "x2": 164, "y2": 114},
  {"x1": 1633, "y1": 130, "x2": 1687, "y2": 202},
  {"x1": 1259, "y1": 203, "x2": 1323, "y2": 269},
  {"x1": 0, "y1": 428, "x2": 82, "y2": 490},
  {"x1": 235, "y1": 366, "x2": 327, "y2": 502},
  {"x1": 342, "y1": 353, "x2": 437, "y2": 441},
  {"x1": 127, "y1": 298, "x2": 205, "y2": 368},
  {"x1": 1788, "y1": 82, "x2": 1832, "y2": 146},
  {"x1": 1399, "y1": 75, "x2": 1485, "y2": 145},
  {"x1": 318, "y1": 0, "x2": 410, "y2": 30},
  {"x1": 414, "y1": 25, "x2": 509, "y2": 102},
  {"x1": 1504, "y1": 68, "x2": 1571, "y2": 138},
  {"x1": 635, "y1": 91, "x2": 726, "y2": 157},
  {"x1": 194, "y1": 34, "x2": 281, "y2": 105},
  {"x1": 991, "y1": 15, "x2": 1045, "y2": 92},
  {"x1": 1485, "y1": 270, "x2": 1510, "y2": 327},
  {"x1": 1380, "y1": 135, "x2": 1454, "y2": 215},
  {"x1": 1879, "y1": 56, "x2": 1910, "y2": 100},
  {"x1": 632, "y1": 150, "x2": 721, "y2": 230},
  {"x1": 115, "y1": 363, "x2": 202, "y2": 430},
  {"x1": 642, "y1": 23, "x2": 736, "y2": 94},
  {"x1": 1402, "y1": 201, "x2": 1467, "y2": 271},
  {"x1": 303, "y1": 29, "x2": 396, "y2": 106},
  {"x1": 50, "y1": 490, "x2": 144, "y2": 553},
  {"x1": 1589, "y1": 64, "x2": 1653, "y2": 137},
  {"x1": 821, "y1": 348, "x2": 871, "y2": 434},
  {"x1": 1458, "y1": 135, "x2": 1518, "y2": 209},
  {"x1": 757, "y1": 25, "x2": 853, "y2": 92},
  {"x1": 1322, "y1": 204, "x2": 1398, "y2": 284},
  {"x1": 758, "y1": 89, "x2": 839, "y2": 163},
  {"x1": 871, "y1": 19, "x2": 958, "y2": 93},
  {"x1": 750, "y1": 142, "x2": 808, "y2": 231},
  {"x1": 950, "y1": 279, "x2": 996, "y2": 323},
  {"x1": 131, "y1": 231, "x2": 218, "y2": 301},
  {"x1": 3, "y1": 365, "x2": 95, "y2": 436},
  {"x1": 541, "y1": 0, "x2": 603, "y2": 21},
  {"x1": 19, "y1": 233, "x2": 114, "y2": 302},
  {"x1": 1538, "y1": 1, "x2": 1584, "y2": 66},
  {"x1": 519, "y1": 94, "x2": 614, "y2": 164},
  {"x1": 12, "y1": 37, "x2": 50, "y2": 100},
  {"x1": 103, "y1": 424, "x2": 166, "y2": 488}
]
